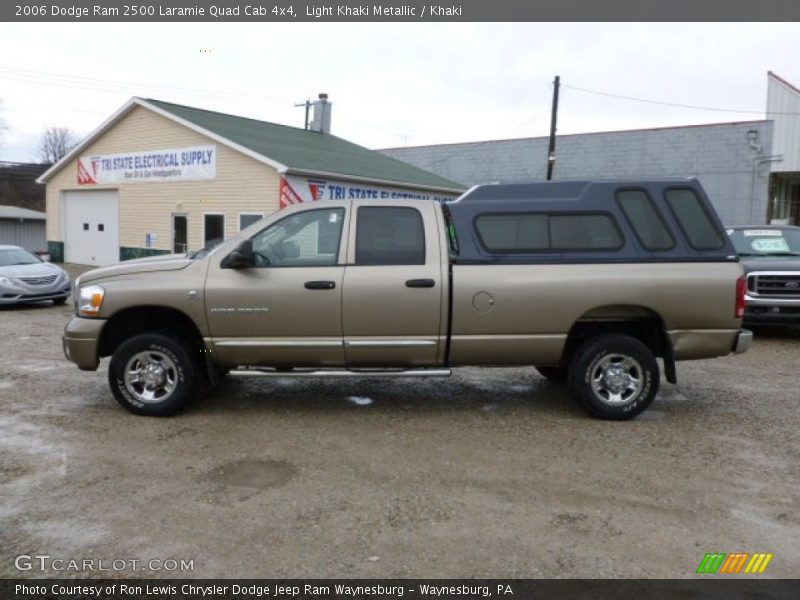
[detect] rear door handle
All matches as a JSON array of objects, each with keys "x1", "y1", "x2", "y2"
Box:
[
  {"x1": 305, "y1": 280, "x2": 336, "y2": 290},
  {"x1": 405, "y1": 279, "x2": 436, "y2": 288}
]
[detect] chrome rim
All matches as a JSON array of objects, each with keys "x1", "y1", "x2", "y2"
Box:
[
  {"x1": 590, "y1": 353, "x2": 644, "y2": 406},
  {"x1": 123, "y1": 350, "x2": 178, "y2": 404}
]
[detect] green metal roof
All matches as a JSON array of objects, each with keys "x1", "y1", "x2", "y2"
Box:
[{"x1": 145, "y1": 99, "x2": 464, "y2": 192}]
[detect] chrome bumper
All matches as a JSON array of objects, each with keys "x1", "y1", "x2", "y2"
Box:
[{"x1": 734, "y1": 329, "x2": 753, "y2": 354}]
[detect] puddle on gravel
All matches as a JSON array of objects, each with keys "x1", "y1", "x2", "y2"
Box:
[
  {"x1": 347, "y1": 396, "x2": 373, "y2": 406},
  {"x1": 207, "y1": 459, "x2": 297, "y2": 490}
]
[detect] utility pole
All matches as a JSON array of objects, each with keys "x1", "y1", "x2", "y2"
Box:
[
  {"x1": 546, "y1": 75, "x2": 560, "y2": 181},
  {"x1": 294, "y1": 99, "x2": 311, "y2": 129}
]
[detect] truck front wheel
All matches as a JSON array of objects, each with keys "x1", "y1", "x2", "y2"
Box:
[
  {"x1": 567, "y1": 334, "x2": 659, "y2": 420},
  {"x1": 108, "y1": 333, "x2": 197, "y2": 416}
]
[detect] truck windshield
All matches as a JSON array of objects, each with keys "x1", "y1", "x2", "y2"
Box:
[{"x1": 728, "y1": 228, "x2": 800, "y2": 256}]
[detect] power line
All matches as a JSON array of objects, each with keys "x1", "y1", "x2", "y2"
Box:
[
  {"x1": 562, "y1": 83, "x2": 800, "y2": 116},
  {"x1": 0, "y1": 65, "x2": 280, "y2": 102}
]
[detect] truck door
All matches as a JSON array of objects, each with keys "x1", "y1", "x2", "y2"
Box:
[
  {"x1": 205, "y1": 205, "x2": 348, "y2": 367},
  {"x1": 342, "y1": 202, "x2": 445, "y2": 366}
]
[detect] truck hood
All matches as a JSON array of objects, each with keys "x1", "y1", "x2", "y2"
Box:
[
  {"x1": 77, "y1": 255, "x2": 194, "y2": 284},
  {"x1": 740, "y1": 256, "x2": 800, "y2": 274}
]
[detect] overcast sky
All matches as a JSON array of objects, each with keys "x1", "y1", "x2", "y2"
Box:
[{"x1": 0, "y1": 22, "x2": 798, "y2": 162}]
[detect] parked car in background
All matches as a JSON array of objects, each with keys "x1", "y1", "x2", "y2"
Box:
[
  {"x1": 0, "y1": 245, "x2": 71, "y2": 306},
  {"x1": 727, "y1": 225, "x2": 800, "y2": 323}
]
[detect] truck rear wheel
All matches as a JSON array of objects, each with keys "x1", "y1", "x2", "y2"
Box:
[
  {"x1": 567, "y1": 334, "x2": 659, "y2": 420},
  {"x1": 108, "y1": 333, "x2": 197, "y2": 416}
]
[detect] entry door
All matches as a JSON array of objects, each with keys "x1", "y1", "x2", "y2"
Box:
[
  {"x1": 342, "y1": 203, "x2": 444, "y2": 367},
  {"x1": 63, "y1": 190, "x2": 119, "y2": 266},
  {"x1": 205, "y1": 206, "x2": 348, "y2": 367},
  {"x1": 173, "y1": 215, "x2": 188, "y2": 254}
]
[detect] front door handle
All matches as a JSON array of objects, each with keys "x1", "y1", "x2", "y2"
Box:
[
  {"x1": 405, "y1": 278, "x2": 436, "y2": 288},
  {"x1": 305, "y1": 280, "x2": 336, "y2": 290}
]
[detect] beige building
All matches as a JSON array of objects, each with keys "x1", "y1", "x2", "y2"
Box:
[{"x1": 38, "y1": 97, "x2": 463, "y2": 266}]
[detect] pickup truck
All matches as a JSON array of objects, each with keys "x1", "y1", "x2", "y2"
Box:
[
  {"x1": 63, "y1": 179, "x2": 751, "y2": 420},
  {"x1": 727, "y1": 225, "x2": 800, "y2": 323}
]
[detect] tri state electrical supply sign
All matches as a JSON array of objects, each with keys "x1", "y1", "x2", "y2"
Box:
[
  {"x1": 77, "y1": 145, "x2": 216, "y2": 185},
  {"x1": 279, "y1": 174, "x2": 455, "y2": 208}
]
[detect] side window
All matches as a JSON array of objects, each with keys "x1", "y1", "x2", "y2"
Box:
[
  {"x1": 665, "y1": 189, "x2": 724, "y2": 250},
  {"x1": 616, "y1": 190, "x2": 675, "y2": 250},
  {"x1": 475, "y1": 214, "x2": 548, "y2": 251},
  {"x1": 475, "y1": 213, "x2": 621, "y2": 251},
  {"x1": 550, "y1": 215, "x2": 622, "y2": 250},
  {"x1": 356, "y1": 206, "x2": 425, "y2": 265},
  {"x1": 250, "y1": 208, "x2": 344, "y2": 267}
]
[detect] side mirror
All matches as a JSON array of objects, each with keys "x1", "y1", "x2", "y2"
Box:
[{"x1": 222, "y1": 239, "x2": 254, "y2": 269}]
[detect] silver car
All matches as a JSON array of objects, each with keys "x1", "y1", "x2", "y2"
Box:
[{"x1": 0, "y1": 245, "x2": 71, "y2": 306}]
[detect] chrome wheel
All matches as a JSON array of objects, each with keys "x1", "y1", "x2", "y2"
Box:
[
  {"x1": 589, "y1": 353, "x2": 643, "y2": 406},
  {"x1": 123, "y1": 350, "x2": 178, "y2": 404}
]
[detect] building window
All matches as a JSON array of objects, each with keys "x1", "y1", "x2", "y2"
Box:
[
  {"x1": 355, "y1": 206, "x2": 426, "y2": 265},
  {"x1": 204, "y1": 214, "x2": 225, "y2": 249},
  {"x1": 239, "y1": 213, "x2": 263, "y2": 230}
]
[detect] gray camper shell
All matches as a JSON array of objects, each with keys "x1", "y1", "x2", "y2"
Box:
[{"x1": 444, "y1": 179, "x2": 738, "y2": 265}]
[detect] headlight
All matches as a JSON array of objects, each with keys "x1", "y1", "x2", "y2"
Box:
[
  {"x1": 0, "y1": 275, "x2": 13, "y2": 287},
  {"x1": 77, "y1": 285, "x2": 105, "y2": 317}
]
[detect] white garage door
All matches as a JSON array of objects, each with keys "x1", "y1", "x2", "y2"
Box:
[{"x1": 63, "y1": 190, "x2": 120, "y2": 266}]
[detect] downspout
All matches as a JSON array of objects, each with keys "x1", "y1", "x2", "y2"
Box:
[{"x1": 750, "y1": 155, "x2": 782, "y2": 224}]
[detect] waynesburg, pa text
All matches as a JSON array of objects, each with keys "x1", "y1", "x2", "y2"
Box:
[
  {"x1": 16, "y1": 583, "x2": 513, "y2": 597},
  {"x1": 14, "y1": 3, "x2": 464, "y2": 19}
]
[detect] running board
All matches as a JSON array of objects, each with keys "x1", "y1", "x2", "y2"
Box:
[{"x1": 229, "y1": 368, "x2": 452, "y2": 378}]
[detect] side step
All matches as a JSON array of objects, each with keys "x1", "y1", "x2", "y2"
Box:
[{"x1": 229, "y1": 368, "x2": 452, "y2": 378}]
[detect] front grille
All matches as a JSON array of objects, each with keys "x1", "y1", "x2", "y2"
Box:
[
  {"x1": 748, "y1": 272, "x2": 800, "y2": 297},
  {"x1": 18, "y1": 275, "x2": 58, "y2": 286}
]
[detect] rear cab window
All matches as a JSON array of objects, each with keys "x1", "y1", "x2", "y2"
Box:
[
  {"x1": 355, "y1": 206, "x2": 426, "y2": 265},
  {"x1": 474, "y1": 213, "x2": 622, "y2": 252}
]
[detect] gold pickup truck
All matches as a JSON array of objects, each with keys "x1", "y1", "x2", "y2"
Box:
[{"x1": 63, "y1": 179, "x2": 751, "y2": 420}]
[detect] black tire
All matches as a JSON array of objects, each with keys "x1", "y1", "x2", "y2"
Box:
[
  {"x1": 567, "y1": 334, "x2": 659, "y2": 420},
  {"x1": 108, "y1": 333, "x2": 197, "y2": 416},
  {"x1": 52, "y1": 297, "x2": 68, "y2": 305},
  {"x1": 535, "y1": 366, "x2": 568, "y2": 384}
]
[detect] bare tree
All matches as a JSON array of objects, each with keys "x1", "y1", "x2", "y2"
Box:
[{"x1": 38, "y1": 126, "x2": 77, "y2": 164}]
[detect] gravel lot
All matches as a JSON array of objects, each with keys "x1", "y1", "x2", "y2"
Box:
[{"x1": 1, "y1": 265, "x2": 799, "y2": 579}]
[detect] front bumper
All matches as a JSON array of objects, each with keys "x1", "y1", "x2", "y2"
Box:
[
  {"x1": 0, "y1": 283, "x2": 71, "y2": 305},
  {"x1": 733, "y1": 329, "x2": 753, "y2": 354},
  {"x1": 744, "y1": 294, "x2": 800, "y2": 322},
  {"x1": 63, "y1": 316, "x2": 106, "y2": 371}
]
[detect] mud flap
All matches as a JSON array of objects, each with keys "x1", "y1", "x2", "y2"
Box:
[{"x1": 663, "y1": 340, "x2": 677, "y2": 384}]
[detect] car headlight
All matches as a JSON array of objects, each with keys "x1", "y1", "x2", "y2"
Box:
[
  {"x1": 0, "y1": 275, "x2": 13, "y2": 287},
  {"x1": 77, "y1": 285, "x2": 105, "y2": 317}
]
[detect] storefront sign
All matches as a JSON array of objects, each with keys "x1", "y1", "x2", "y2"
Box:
[
  {"x1": 77, "y1": 145, "x2": 216, "y2": 185},
  {"x1": 279, "y1": 174, "x2": 457, "y2": 208}
]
